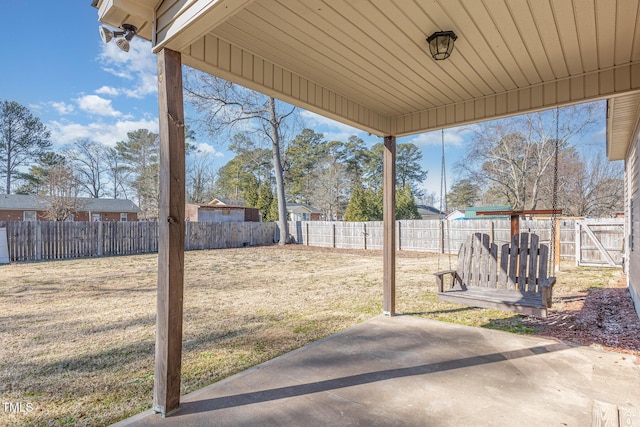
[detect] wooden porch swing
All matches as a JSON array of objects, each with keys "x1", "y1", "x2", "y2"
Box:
[{"x1": 434, "y1": 111, "x2": 562, "y2": 318}]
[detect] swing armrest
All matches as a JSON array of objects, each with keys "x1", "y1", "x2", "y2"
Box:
[
  {"x1": 433, "y1": 270, "x2": 458, "y2": 292},
  {"x1": 540, "y1": 277, "x2": 556, "y2": 308}
]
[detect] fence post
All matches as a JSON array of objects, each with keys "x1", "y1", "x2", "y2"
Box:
[
  {"x1": 97, "y1": 222, "x2": 104, "y2": 257},
  {"x1": 363, "y1": 223, "x2": 367, "y2": 250},
  {"x1": 489, "y1": 221, "x2": 495, "y2": 245},
  {"x1": 35, "y1": 222, "x2": 42, "y2": 261},
  {"x1": 185, "y1": 222, "x2": 191, "y2": 251},
  {"x1": 575, "y1": 221, "x2": 581, "y2": 266},
  {"x1": 332, "y1": 223, "x2": 336, "y2": 248},
  {"x1": 397, "y1": 221, "x2": 402, "y2": 251},
  {"x1": 306, "y1": 223, "x2": 309, "y2": 246}
]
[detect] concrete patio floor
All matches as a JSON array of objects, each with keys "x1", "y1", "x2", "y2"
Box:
[{"x1": 113, "y1": 315, "x2": 639, "y2": 426}]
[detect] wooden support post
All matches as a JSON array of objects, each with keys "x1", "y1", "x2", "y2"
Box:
[
  {"x1": 305, "y1": 223, "x2": 309, "y2": 246},
  {"x1": 383, "y1": 136, "x2": 396, "y2": 316},
  {"x1": 510, "y1": 214, "x2": 519, "y2": 238},
  {"x1": 153, "y1": 48, "x2": 186, "y2": 418}
]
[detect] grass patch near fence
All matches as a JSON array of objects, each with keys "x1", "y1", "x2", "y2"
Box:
[{"x1": 0, "y1": 245, "x2": 623, "y2": 426}]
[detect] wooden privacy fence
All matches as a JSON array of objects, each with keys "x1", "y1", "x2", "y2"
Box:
[
  {"x1": 574, "y1": 219, "x2": 625, "y2": 267},
  {"x1": 288, "y1": 219, "x2": 581, "y2": 260},
  {"x1": 0, "y1": 221, "x2": 276, "y2": 262}
]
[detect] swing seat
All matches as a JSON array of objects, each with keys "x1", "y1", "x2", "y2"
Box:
[{"x1": 434, "y1": 232, "x2": 556, "y2": 317}]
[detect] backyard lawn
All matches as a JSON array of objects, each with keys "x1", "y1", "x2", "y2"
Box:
[{"x1": 0, "y1": 245, "x2": 633, "y2": 426}]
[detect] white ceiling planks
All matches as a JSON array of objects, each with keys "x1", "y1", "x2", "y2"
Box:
[{"x1": 94, "y1": 0, "x2": 640, "y2": 155}]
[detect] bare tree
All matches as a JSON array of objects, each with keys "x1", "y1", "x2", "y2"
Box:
[
  {"x1": 460, "y1": 104, "x2": 598, "y2": 210},
  {"x1": 184, "y1": 70, "x2": 296, "y2": 244},
  {"x1": 64, "y1": 139, "x2": 108, "y2": 198},
  {"x1": 115, "y1": 129, "x2": 159, "y2": 220},
  {"x1": 545, "y1": 149, "x2": 624, "y2": 217},
  {"x1": 310, "y1": 141, "x2": 351, "y2": 220},
  {"x1": 105, "y1": 147, "x2": 130, "y2": 199},
  {"x1": 45, "y1": 165, "x2": 84, "y2": 221},
  {"x1": 187, "y1": 153, "x2": 217, "y2": 203}
]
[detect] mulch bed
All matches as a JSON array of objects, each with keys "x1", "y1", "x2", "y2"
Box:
[{"x1": 523, "y1": 274, "x2": 640, "y2": 356}]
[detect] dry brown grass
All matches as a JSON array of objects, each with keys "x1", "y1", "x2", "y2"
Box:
[{"x1": 0, "y1": 245, "x2": 629, "y2": 426}]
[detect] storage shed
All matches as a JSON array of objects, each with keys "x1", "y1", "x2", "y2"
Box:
[{"x1": 185, "y1": 203, "x2": 260, "y2": 222}]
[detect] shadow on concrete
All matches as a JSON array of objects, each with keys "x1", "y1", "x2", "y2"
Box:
[{"x1": 176, "y1": 342, "x2": 567, "y2": 416}]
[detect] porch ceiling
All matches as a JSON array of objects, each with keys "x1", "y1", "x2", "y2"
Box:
[{"x1": 95, "y1": 0, "x2": 640, "y2": 158}]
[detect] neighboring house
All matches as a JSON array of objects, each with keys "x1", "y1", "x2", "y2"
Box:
[
  {"x1": 0, "y1": 194, "x2": 141, "y2": 221},
  {"x1": 416, "y1": 205, "x2": 445, "y2": 220},
  {"x1": 287, "y1": 203, "x2": 323, "y2": 221},
  {"x1": 446, "y1": 210, "x2": 465, "y2": 221},
  {"x1": 185, "y1": 203, "x2": 260, "y2": 222}
]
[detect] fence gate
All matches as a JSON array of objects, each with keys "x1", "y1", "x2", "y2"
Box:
[{"x1": 575, "y1": 220, "x2": 624, "y2": 268}]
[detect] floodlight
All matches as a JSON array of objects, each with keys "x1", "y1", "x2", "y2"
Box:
[
  {"x1": 99, "y1": 26, "x2": 114, "y2": 43},
  {"x1": 98, "y1": 24, "x2": 137, "y2": 52}
]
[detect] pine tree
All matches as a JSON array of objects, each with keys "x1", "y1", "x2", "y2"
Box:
[
  {"x1": 344, "y1": 181, "x2": 382, "y2": 221},
  {"x1": 244, "y1": 174, "x2": 259, "y2": 207},
  {"x1": 256, "y1": 182, "x2": 273, "y2": 221},
  {"x1": 0, "y1": 100, "x2": 52, "y2": 194},
  {"x1": 267, "y1": 193, "x2": 280, "y2": 222},
  {"x1": 396, "y1": 186, "x2": 421, "y2": 220}
]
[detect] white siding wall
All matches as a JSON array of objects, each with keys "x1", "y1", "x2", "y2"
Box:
[{"x1": 627, "y1": 133, "x2": 640, "y2": 318}]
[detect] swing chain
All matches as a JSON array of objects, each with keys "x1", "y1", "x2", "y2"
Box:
[{"x1": 550, "y1": 107, "x2": 560, "y2": 267}]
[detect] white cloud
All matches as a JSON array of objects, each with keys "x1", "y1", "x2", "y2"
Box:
[
  {"x1": 98, "y1": 39, "x2": 157, "y2": 99},
  {"x1": 48, "y1": 117, "x2": 158, "y2": 147},
  {"x1": 49, "y1": 101, "x2": 74, "y2": 115},
  {"x1": 95, "y1": 86, "x2": 120, "y2": 96},
  {"x1": 76, "y1": 95, "x2": 121, "y2": 117},
  {"x1": 406, "y1": 126, "x2": 470, "y2": 147},
  {"x1": 194, "y1": 142, "x2": 223, "y2": 157}
]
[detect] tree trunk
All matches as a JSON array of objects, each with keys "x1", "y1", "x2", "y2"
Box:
[
  {"x1": 268, "y1": 97, "x2": 288, "y2": 245},
  {"x1": 6, "y1": 155, "x2": 11, "y2": 194}
]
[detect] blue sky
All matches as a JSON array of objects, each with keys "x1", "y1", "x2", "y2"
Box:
[{"x1": 0, "y1": 2, "x2": 609, "y2": 200}]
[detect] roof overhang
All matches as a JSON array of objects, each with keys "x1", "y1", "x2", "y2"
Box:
[{"x1": 94, "y1": 0, "x2": 640, "y2": 159}]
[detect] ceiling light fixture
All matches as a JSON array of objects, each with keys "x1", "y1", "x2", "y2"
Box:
[
  {"x1": 99, "y1": 24, "x2": 137, "y2": 52},
  {"x1": 426, "y1": 31, "x2": 458, "y2": 60}
]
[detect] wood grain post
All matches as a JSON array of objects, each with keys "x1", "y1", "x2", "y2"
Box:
[
  {"x1": 510, "y1": 214, "x2": 519, "y2": 238},
  {"x1": 383, "y1": 136, "x2": 396, "y2": 316},
  {"x1": 153, "y1": 48, "x2": 186, "y2": 418}
]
